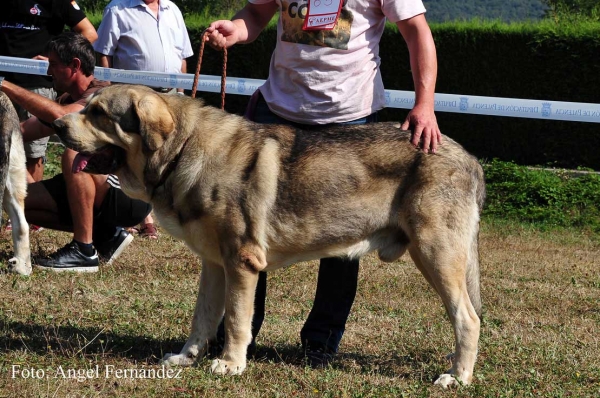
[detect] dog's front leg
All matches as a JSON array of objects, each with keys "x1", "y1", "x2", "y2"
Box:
[
  {"x1": 162, "y1": 259, "x2": 225, "y2": 366},
  {"x1": 210, "y1": 249, "x2": 262, "y2": 376}
]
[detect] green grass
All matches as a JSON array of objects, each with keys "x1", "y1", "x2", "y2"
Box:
[
  {"x1": 1, "y1": 222, "x2": 599, "y2": 397},
  {"x1": 483, "y1": 159, "x2": 600, "y2": 233}
]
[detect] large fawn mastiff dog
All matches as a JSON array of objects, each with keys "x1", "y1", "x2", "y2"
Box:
[
  {"x1": 0, "y1": 92, "x2": 31, "y2": 275},
  {"x1": 54, "y1": 84, "x2": 485, "y2": 387}
]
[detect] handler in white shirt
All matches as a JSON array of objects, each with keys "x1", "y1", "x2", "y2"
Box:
[{"x1": 94, "y1": 0, "x2": 193, "y2": 93}]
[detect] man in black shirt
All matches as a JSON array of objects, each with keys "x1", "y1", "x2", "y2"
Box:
[{"x1": 0, "y1": 0, "x2": 97, "y2": 183}]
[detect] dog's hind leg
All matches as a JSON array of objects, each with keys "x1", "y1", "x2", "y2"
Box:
[
  {"x1": 0, "y1": 94, "x2": 30, "y2": 274},
  {"x1": 162, "y1": 259, "x2": 226, "y2": 366},
  {"x1": 210, "y1": 245, "x2": 264, "y2": 376},
  {"x1": 4, "y1": 139, "x2": 31, "y2": 275},
  {"x1": 5, "y1": 190, "x2": 31, "y2": 275},
  {"x1": 408, "y1": 216, "x2": 481, "y2": 388}
]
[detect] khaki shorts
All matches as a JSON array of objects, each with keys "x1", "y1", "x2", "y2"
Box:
[{"x1": 14, "y1": 87, "x2": 57, "y2": 158}]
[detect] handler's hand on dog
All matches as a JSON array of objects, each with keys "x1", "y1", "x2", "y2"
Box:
[
  {"x1": 205, "y1": 21, "x2": 240, "y2": 50},
  {"x1": 401, "y1": 104, "x2": 442, "y2": 154}
]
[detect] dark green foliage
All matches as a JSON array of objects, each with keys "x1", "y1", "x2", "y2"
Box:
[
  {"x1": 420, "y1": 22, "x2": 600, "y2": 171},
  {"x1": 170, "y1": 0, "x2": 246, "y2": 16},
  {"x1": 542, "y1": 0, "x2": 600, "y2": 21},
  {"x1": 423, "y1": 0, "x2": 547, "y2": 22},
  {"x1": 75, "y1": 0, "x2": 108, "y2": 13},
  {"x1": 483, "y1": 159, "x2": 600, "y2": 231}
]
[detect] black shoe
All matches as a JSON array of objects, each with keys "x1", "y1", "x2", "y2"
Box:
[
  {"x1": 95, "y1": 228, "x2": 134, "y2": 265},
  {"x1": 35, "y1": 241, "x2": 99, "y2": 272},
  {"x1": 303, "y1": 341, "x2": 336, "y2": 368}
]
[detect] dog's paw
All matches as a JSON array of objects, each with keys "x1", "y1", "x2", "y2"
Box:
[
  {"x1": 8, "y1": 257, "x2": 32, "y2": 276},
  {"x1": 210, "y1": 358, "x2": 246, "y2": 376},
  {"x1": 433, "y1": 373, "x2": 459, "y2": 388},
  {"x1": 160, "y1": 353, "x2": 196, "y2": 367}
]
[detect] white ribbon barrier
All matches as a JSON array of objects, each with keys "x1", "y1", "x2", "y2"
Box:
[{"x1": 1, "y1": 56, "x2": 599, "y2": 123}]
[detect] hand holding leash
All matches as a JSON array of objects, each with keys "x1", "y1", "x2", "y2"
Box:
[{"x1": 205, "y1": 21, "x2": 242, "y2": 50}]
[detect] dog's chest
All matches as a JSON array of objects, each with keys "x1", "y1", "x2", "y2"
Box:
[{"x1": 153, "y1": 207, "x2": 223, "y2": 264}]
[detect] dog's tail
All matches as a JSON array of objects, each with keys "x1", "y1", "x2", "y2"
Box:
[
  {"x1": 466, "y1": 162, "x2": 486, "y2": 318},
  {"x1": 0, "y1": 92, "x2": 17, "y2": 227}
]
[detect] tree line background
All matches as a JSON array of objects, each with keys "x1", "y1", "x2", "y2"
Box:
[
  {"x1": 76, "y1": 0, "x2": 598, "y2": 22},
  {"x1": 76, "y1": 0, "x2": 245, "y2": 16}
]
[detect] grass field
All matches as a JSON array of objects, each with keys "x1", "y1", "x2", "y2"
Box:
[{"x1": 0, "y1": 215, "x2": 598, "y2": 397}]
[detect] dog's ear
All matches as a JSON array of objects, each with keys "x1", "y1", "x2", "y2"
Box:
[{"x1": 132, "y1": 92, "x2": 174, "y2": 151}]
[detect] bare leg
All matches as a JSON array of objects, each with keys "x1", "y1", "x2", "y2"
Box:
[
  {"x1": 61, "y1": 149, "x2": 95, "y2": 244},
  {"x1": 26, "y1": 157, "x2": 44, "y2": 183},
  {"x1": 24, "y1": 182, "x2": 65, "y2": 231}
]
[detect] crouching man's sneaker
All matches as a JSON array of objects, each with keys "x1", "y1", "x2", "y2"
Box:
[
  {"x1": 95, "y1": 228, "x2": 134, "y2": 265},
  {"x1": 35, "y1": 241, "x2": 99, "y2": 272}
]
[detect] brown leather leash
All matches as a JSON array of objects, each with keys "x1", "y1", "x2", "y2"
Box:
[{"x1": 191, "y1": 31, "x2": 227, "y2": 110}]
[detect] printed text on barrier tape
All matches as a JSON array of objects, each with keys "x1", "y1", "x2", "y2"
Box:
[{"x1": 1, "y1": 56, "x2": 599, "y2": 123}]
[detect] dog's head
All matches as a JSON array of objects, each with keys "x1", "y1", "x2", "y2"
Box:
[{"x1": 53, "y1": 84, "x2": 176, "y2": 177}]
